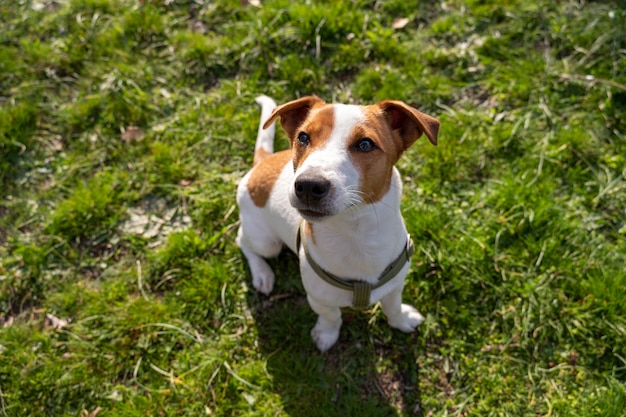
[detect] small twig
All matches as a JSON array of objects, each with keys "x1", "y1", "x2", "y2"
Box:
[
  {"x1": 559, "y1": 73, "x2": 626, "y2": 91},
  {"x1": 526, "y1": 131, "x2": 552, "y2": 187},
  {"x1": 314, "y1": 18, "x2": 326, "y2": 60},
  {"x1": 535, "y1": 240, "x2": 547, "y2": 268},
  {"x1": 0, "y1": 386, "x2": 8, "y2": 417},
  {"x1": 223, "y1": 361, "x2": 259, "y2": 389},
  {"x1": 136, "y1": 260, "x2": 148, "y2": 300}
]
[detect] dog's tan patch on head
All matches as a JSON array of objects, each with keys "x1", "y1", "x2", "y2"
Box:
[
  {"x1": 292, "y1": 105, "x2": 335, "y2": 171},
  {"x1": 247, "y1": 150, "x2": 292, "y2": 207},
  {"x1": 349, "y1": 106, "x2": 404, "y2": 203}
]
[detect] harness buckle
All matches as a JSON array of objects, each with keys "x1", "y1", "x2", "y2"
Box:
[{"x1": 352, "y1": 281, "x2": 372, "y2": 310}]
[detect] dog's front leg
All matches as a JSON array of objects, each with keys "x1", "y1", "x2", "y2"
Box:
[
  {"x1": 236, "y1": 233, "x2": 276, "y2": 295},
  {"x1": 307, "y1": 295, "x2": 342, "y2": 352},
  {"x1": 380, "y1": 285, "x2": 425, "y2": 332}
]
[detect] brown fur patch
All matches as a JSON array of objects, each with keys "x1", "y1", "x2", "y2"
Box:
[
  {"x1": 253, "y1": 147, "x2": 272, "y2": 167},
  {"x1": 263, "y1": 96, "x2": 326, "y2": 139},
  {"x1": 292, "y1": 105, "x2": 335, "y2": 170},
  {"x1": 247, "y1": 150, "x2": 293, "y2": 207},
  {"x1": 376, "y1": 100, "x2": 440, "y2": 147},
  {"x1": 305, "y1": 221, "x2": 316, "y2": 245},
  {"x1": 350, "y1": 106, "x2": 404, "y2": 203}
]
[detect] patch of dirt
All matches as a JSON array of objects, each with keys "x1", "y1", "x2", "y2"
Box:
[
  {"x1": 372, "y1": 368, "x2": 407, "y2": 411},
  {"x1": 119, "y1": 196, "x2": 192, "y2": 246}
]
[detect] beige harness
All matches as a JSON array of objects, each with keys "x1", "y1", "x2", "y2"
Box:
[{"x1": 296, "y1": 222, "x2": 415, "y2": 309}]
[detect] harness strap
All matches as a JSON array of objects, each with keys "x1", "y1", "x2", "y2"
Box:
[{"x1": 296, "y1": 222, "x2": 414, "y2": 309}]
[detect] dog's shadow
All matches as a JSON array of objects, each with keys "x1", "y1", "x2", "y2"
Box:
[{"x1": 245, "y1": 251, "x2": 424, "y2": 417}]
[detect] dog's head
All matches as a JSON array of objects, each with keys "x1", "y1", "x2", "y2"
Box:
[{"x1": 263, "y1": 96, "x2": 439, "y2": 222}]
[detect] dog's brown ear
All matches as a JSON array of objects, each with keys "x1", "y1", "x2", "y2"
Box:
[
  {"x1": 378, "y1": 100, "x2": 439, "y2": 148},
  {"x1": 263, "y1": 96, "x2": 325, "y2": 140}
]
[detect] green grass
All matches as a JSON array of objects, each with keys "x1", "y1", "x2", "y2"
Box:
[{"x1": 1, "y1": 0, "x2": 625, "y2": 415}]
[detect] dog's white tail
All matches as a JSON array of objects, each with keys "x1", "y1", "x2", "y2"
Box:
[{"x1": 253, "y1": 95, "x2": 277, "y2": 166}]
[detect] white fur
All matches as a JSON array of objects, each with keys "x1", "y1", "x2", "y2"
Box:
[
  {"x1": 254, "y1": 95, "x2": 277, "y2": 155},
  {"x1": 236, "y1": 97, "x2": 425, "y2": 352}
]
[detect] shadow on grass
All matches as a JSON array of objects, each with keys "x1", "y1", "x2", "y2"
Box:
[{"x1": 245, "y1": 251, "x2": 424, "y2": 417}]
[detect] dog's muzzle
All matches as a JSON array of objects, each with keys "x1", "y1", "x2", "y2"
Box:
[
  {"x1": 294, "y1": 173, "x2": 330, "y2": 203},
  {"x1": 291, "y1": 172, "x2": 334, "y2": 219}
]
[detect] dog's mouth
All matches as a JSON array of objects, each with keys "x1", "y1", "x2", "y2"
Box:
[{"x1": 297, "y1": 208, "x2": 330, "y2": 221}]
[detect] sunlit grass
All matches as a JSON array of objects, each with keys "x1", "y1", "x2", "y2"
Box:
[{"x1": 0, "y1": 0, "x2": 624, "y2": 416}]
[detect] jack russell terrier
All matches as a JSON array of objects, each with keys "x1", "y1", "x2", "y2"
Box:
[{"x1": 236, "y1": 95, "x2": 439, "y2": 352}]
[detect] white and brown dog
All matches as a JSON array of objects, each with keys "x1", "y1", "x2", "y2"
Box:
[{"x1": 236, "y1": 95, "x2": 439, "y2": 352}]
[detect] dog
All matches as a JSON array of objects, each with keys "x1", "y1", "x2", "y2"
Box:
[{"x1": 236, "y1": 95, "x2": 439, "y2": 351}]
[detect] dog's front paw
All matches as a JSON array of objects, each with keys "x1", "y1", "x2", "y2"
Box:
[
  {"x1": 311, "y1": 321, "x2": 341, "y2": 352},
  {"x1": 387, "y1": 304, "x2": 425, "y2": 332},
  {"x1": 251, "y1": 262, "x2": 275, "y2": 295}
]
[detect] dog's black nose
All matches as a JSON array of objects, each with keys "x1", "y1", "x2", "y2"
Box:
[{"x1": 294, "y1": 175, "x2": 330, "y2": 203}]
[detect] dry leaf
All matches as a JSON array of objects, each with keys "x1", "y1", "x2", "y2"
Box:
[
  {"x1": 120, "y1": 206, "x2": 192, "y2": 241},
  {"x1": 121, "y1": 126, "x2": 145, "y2": 143},
  {"x1": 45, "y1": 313, "x2": 69, "y2": 330},
  {"x1": 52, "y1": 139, "x2": 64, "y2": 151},
  {"x1": 241, "y1": 0, "x2": 262, "y2": 6},
  {"x1": 190, "y1": 20, "x2": 206, "y2": 34},
  {"x1": 80, "y1": 407, "x2": 103, "y2": 417},
  {"x1": 392, "y1": 17, "x2": 409, "y2": 29},
  {"x1": 90, "y1": 406, "x2": 103, "y2": 417}
]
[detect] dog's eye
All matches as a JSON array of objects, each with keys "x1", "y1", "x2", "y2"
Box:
[
  {"x1": 297, "y1": 132, "x2": 310, "y2": 146},
  {"x1": 355, "y1": 138, "x2": 377, "y2": 153}
]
